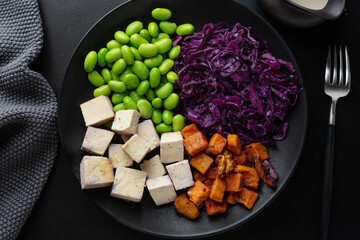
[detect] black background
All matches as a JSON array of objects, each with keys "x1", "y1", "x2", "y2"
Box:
[{"x1": 18, "y1": 0, "x2": 360, "y2": 239}]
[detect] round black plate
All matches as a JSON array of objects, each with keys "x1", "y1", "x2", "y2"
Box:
[{"x1": 59, "y1": 0, "x2": 307, "y2": 238}]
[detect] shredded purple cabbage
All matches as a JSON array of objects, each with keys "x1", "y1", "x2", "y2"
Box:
[{"x1": 173, "y1": 22, "x2": 300, "y2": 147}]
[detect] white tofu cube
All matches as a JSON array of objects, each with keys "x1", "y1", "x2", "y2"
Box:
[
  {"x1": 111, "y1": 167, "x2": 147, "y2": 202},
  {"x1": 120, "y1": 134, "x2": 132, "y2": 143},
  {"x1": 111, "y1": 110, "x2": 141, "y2": 135},
  {"x1": 108, "y1": 144, "x2": 132, "y2": 168},
  {"x1": 122, "y1": 134, "x2": 151, "y2": 163},
  {"x1": 166, "y1": 160, "x2": 194, "y2": 191},
  {"x1": 146, "y1": 175, "x2": 177, "y2": 206},
  {"x1": 139, "y1": 155, "x2": 166, "y2": 179},
  {"x1": 160, "y1": 131, "x2": 184, "y2": 164},
  {"x1": 137, "y1": 120, "x2": 160, "y2": 151},
  {"x1": 80, "y1": 156, "x2": 114, "y2": 189},
  {"x1": 80, "y1": 95, "x2": 115, "y2": 127},
  {"x1": 81, "y1": 126, "x2": 115, "y2": 155}
]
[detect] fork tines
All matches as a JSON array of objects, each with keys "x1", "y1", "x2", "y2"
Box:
[{"x1": 325, "y1": 45, "x2": 351, "y2": 86}]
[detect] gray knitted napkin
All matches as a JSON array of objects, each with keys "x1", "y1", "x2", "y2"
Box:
[{"x1": 0, "y1": 0, "x2": 59, "y2": 239}]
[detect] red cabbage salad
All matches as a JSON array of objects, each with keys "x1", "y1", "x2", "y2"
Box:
[{"x1": 173, "y1": 22, "x2": 300, "y2": 147}]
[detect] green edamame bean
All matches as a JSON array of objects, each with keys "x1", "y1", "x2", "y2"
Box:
[
  {"x1": 138, "y1": 43, "x2": 158, "y2": 58},
  {"x1": 163, "y1": 93, "x2": 179, "y2": 110},
  {"x1": 131, "y1": 61, "x2": 149, "y2": 80},
  {"x1": 111, "y1": 91, "x2": 128, "y2": 105},
  {"x1": 101, "y1": 68, "x2": 112, "y2": 83},
  {"x1": 145, "y1": 88, "x2": 155, "y2": 101},
  {"x1": 119, "y1": 67, "x2": 133, "y2": 82},
  {"x1": 136, "y1": 80, "x2": 150, "y2": 96},
  {"x1": 130, "y1": 47, "x2": 142, "y2": 61},
  {"x1": 113, "y1": 103, "x2": 126, "y2": 112},
  {"x1": 97, "y1": 48, "x2": 108, "y2": 67},
  {"x1": 155, "y1": 123, "x2": 173, "y2": 133},
  {"x1": 139, "y1": 29, "x2": 151, "y2": 42},
  {"x1": 172, "y1": 114, "x2": 185, "y2": 131},
  {"x1": 105, "y1": 48, "x2": 122, "y2": 63},
  {"x1": 152, "y1": 97, "x2": 162, "y2": 108},
  {"x1": 107, "y1": 39, "x2": 122, "y2": 49},
  {"x1": 126, "y1": 21, "x2": 143, "y2": 36},
  {"x1": 151, "y1": 33, "x2": 170, "y2": 43},
  {"x1": 111, "y1": 70, "x2": 120, "y2": 81},
  {"x1": 129, "y1": 90, "x2": 145, "y2": 102},
  {"x1": 88, "y1": 70, "x2": 105, "y2": 87},
  {"x1": 158, "y1": 58, "x2": 174, "y2": 75},
  {"x1": 148, "y1": 22, "x2": 159, "y2": 38},
  {"x1": 161, "y1": 75, "x2": 168, "y2": 84},
  {"x1": 129, "y1": 34, "x2": 148, "y2": 49},
  {"x1": 107, "y1": 62, "x2": 114, "y2": 68},
  {"x1": 102, "y1": 121, "x2": 113, "y2": 130},
  {"x1": 84, "y1": 51, "x2": 97, "y2": 72},
  {"x1": 144, "y1": 54, "x2": 163, "y2": 69},
  {"x1": 166, "y1": 71, "x2": 179, "y2": 84},
  {"x1": 121, "y1": 45, "x2": 134, "y2": 65},
  {"x1": 154, "y1": 38, "x2": 172, "y2": 54},
  {"x1": 159, "y1": 21, "x2": 177, "y2": 35},
  {"x1": 176, "y1": 23, "x2": 195, "y2": 36},
  {"x1": 112, "y1": 58, "x2": 127, "y2": 75},
  {"x1": 137, "y1": 99, "x2": 153, "y2": 119},
  {"x1": 149, "y1": 67, "x2": 161, "y2": 88},
  {"x1": 156, "y1": 82, "x2": 173, "y2": 99},
  {"x1": 162, "y1": 110, "x2": 174, "y2": 125},
  {"x1": 123, "y1": 96, "x2": 138, "y2": 110},
  {"x1": 94, "y1": 85, "x2": 111, "y2": 97},
  {"x1": 114, "y1": 31, "x2": 129, "y2": 44},
  {"x1": 152, "y1": 109, "x2": 162, "y2": 124},
  {"x1": 151, "y1": 8, "x2": 172, "y2": 21},
  {"x1": 168, "y1": 45, "x2": 181, "y2": 60},
  {"x1": 123, "y1": 73, "x2": 140, "y2": 89},
  {"x1": 109, "y1": 80, "x2": 127, "y2": 93}
]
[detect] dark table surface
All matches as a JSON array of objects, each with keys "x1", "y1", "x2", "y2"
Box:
[{"x1": 18, "y1": 0, "x2": 360, "y2": 239}]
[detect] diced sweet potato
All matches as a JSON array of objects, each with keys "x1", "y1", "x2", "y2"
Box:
[
  {"x1": 234, "y1": 188, "x2": 258, "y2": 209},
  {"x1": 174, "y1": 194, "x2": 200, "y2": 220},
  {"x1": 233, "y1": 165, "x2": 260, "y2": 190},
  {"x1": 192, "y1": 169, "x2": 208, "y2": 182},
  {"x1": 233, "y1": 164, "x2": 255, "y2": 173},
  {"x1": 204, "y1": 179, "x2": 214, "y2": 188},
  {"x1": 225, "y1": 192, "x2": 239, "y2": 205},
  {"x1": 224, "y1": 173, "x2": 243, "y2": 192},
  {"x1": 207, "y1": 166, "x2": 218, "y2": 179},
  {"x1": 244, "y1": 142, "x2": 269, "y2": 161},
  {"x1": 187, "y1": 181, "x2": 210, "y2": 207},
  {"x1": 181, "y1": 123, "x2": 199, "y2": 139},
  {"x1": 206, "y1": 133, "x2": 227, "y2": 155},
  {"x1": 209, "y1": 177, "x2": 226, "y2": 202},
  {"x1": 183, "y1": 131, "x2": 209, "y2": 157},
  {"x1": 190, "y1": 152, "x2": 214, "y2": 174},
  {"x1": 227, "y1": 134, "x2": 242, "y2": 155},
  {"x1": 234, "y1": 150, "x2": 247, "y2": 165},
  {"x1": 205, "y1": 199, "x2": 227, "y2": 215}
]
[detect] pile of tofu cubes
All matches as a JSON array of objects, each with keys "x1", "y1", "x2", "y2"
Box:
[{"x1": 79, "y1": 95, "x2": 194, "y2": 206}]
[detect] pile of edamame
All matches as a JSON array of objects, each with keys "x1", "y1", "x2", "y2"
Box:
[{"x1": 83, "y1": 8, "x2": 195, "y2": 133}]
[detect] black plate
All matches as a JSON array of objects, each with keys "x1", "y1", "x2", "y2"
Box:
[{"x1": 59, "y1": 0, "x2": 307, "y2": 238}]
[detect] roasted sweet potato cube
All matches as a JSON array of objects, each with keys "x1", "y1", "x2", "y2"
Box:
[
  {"x1": 204, "y1": 179, "x2": 214, "y2": 188},
  {"x1": 192, "y1": 170, "x2": 208, "y2": 182},
  {"x1": 183, "y1": 131, "x2": 209, "y2": 156},
  {"x1": 224, "y1": 173, "x2": 243, "y2": 192},
  {"x1": 244, "y1": 142, "x2": 269, "y2": 161},
  {"x1": 174, "y1": 194, "x2": 200, "y2": 220},
  {"x1": 190, "y1": 152, "x2": 214, "y2": 174},
  {"x1": 233, "y1": 164, "x2": 254, "y2": 173},
  {"x1": 225, "y1": 192, "x2": 239, "y2": 205},
  {"x1": 206, "y1": 133, "x2": 227, "y2": 155},
  {"x1": 227, "y1": 134, "x2": 242, "y2": 155},
  {"x1": 187, "y1": 181, "x2": 210, "y2": 207},
  {"x1": 233, "y1": 165, "x2": 260, "y2": 190},
  {"x1": 207, "y1": 166, "x2": 218, "y2": 179},
  {"x1": 235, "y1": 188, "x2": 258, "y2": 209},
  {"x1": 181, "y1": 123, "x2": 199, "y2": 139},
  {"x1": 205, "y1": 198, "x2": 227, "y2": 215},
  {"x1": 234, "y1": 150, "x2": 247, "y2": 165},
  {"x1": 210, "y1": 177, "x2": 226, "y2": 202}
]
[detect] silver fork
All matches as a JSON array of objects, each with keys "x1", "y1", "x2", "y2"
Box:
[{"x1": 321, "y1": 45, "x2": 351, "y2": 240}]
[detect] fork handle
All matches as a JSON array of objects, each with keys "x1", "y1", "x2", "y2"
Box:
[{"x1": 320, "y1": 124, "x2": 335, "y2": 240}]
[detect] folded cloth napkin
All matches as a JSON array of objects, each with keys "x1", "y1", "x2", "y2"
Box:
[{"x1": 0, "y1": 0, "x2": 58, "y2": 239}]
